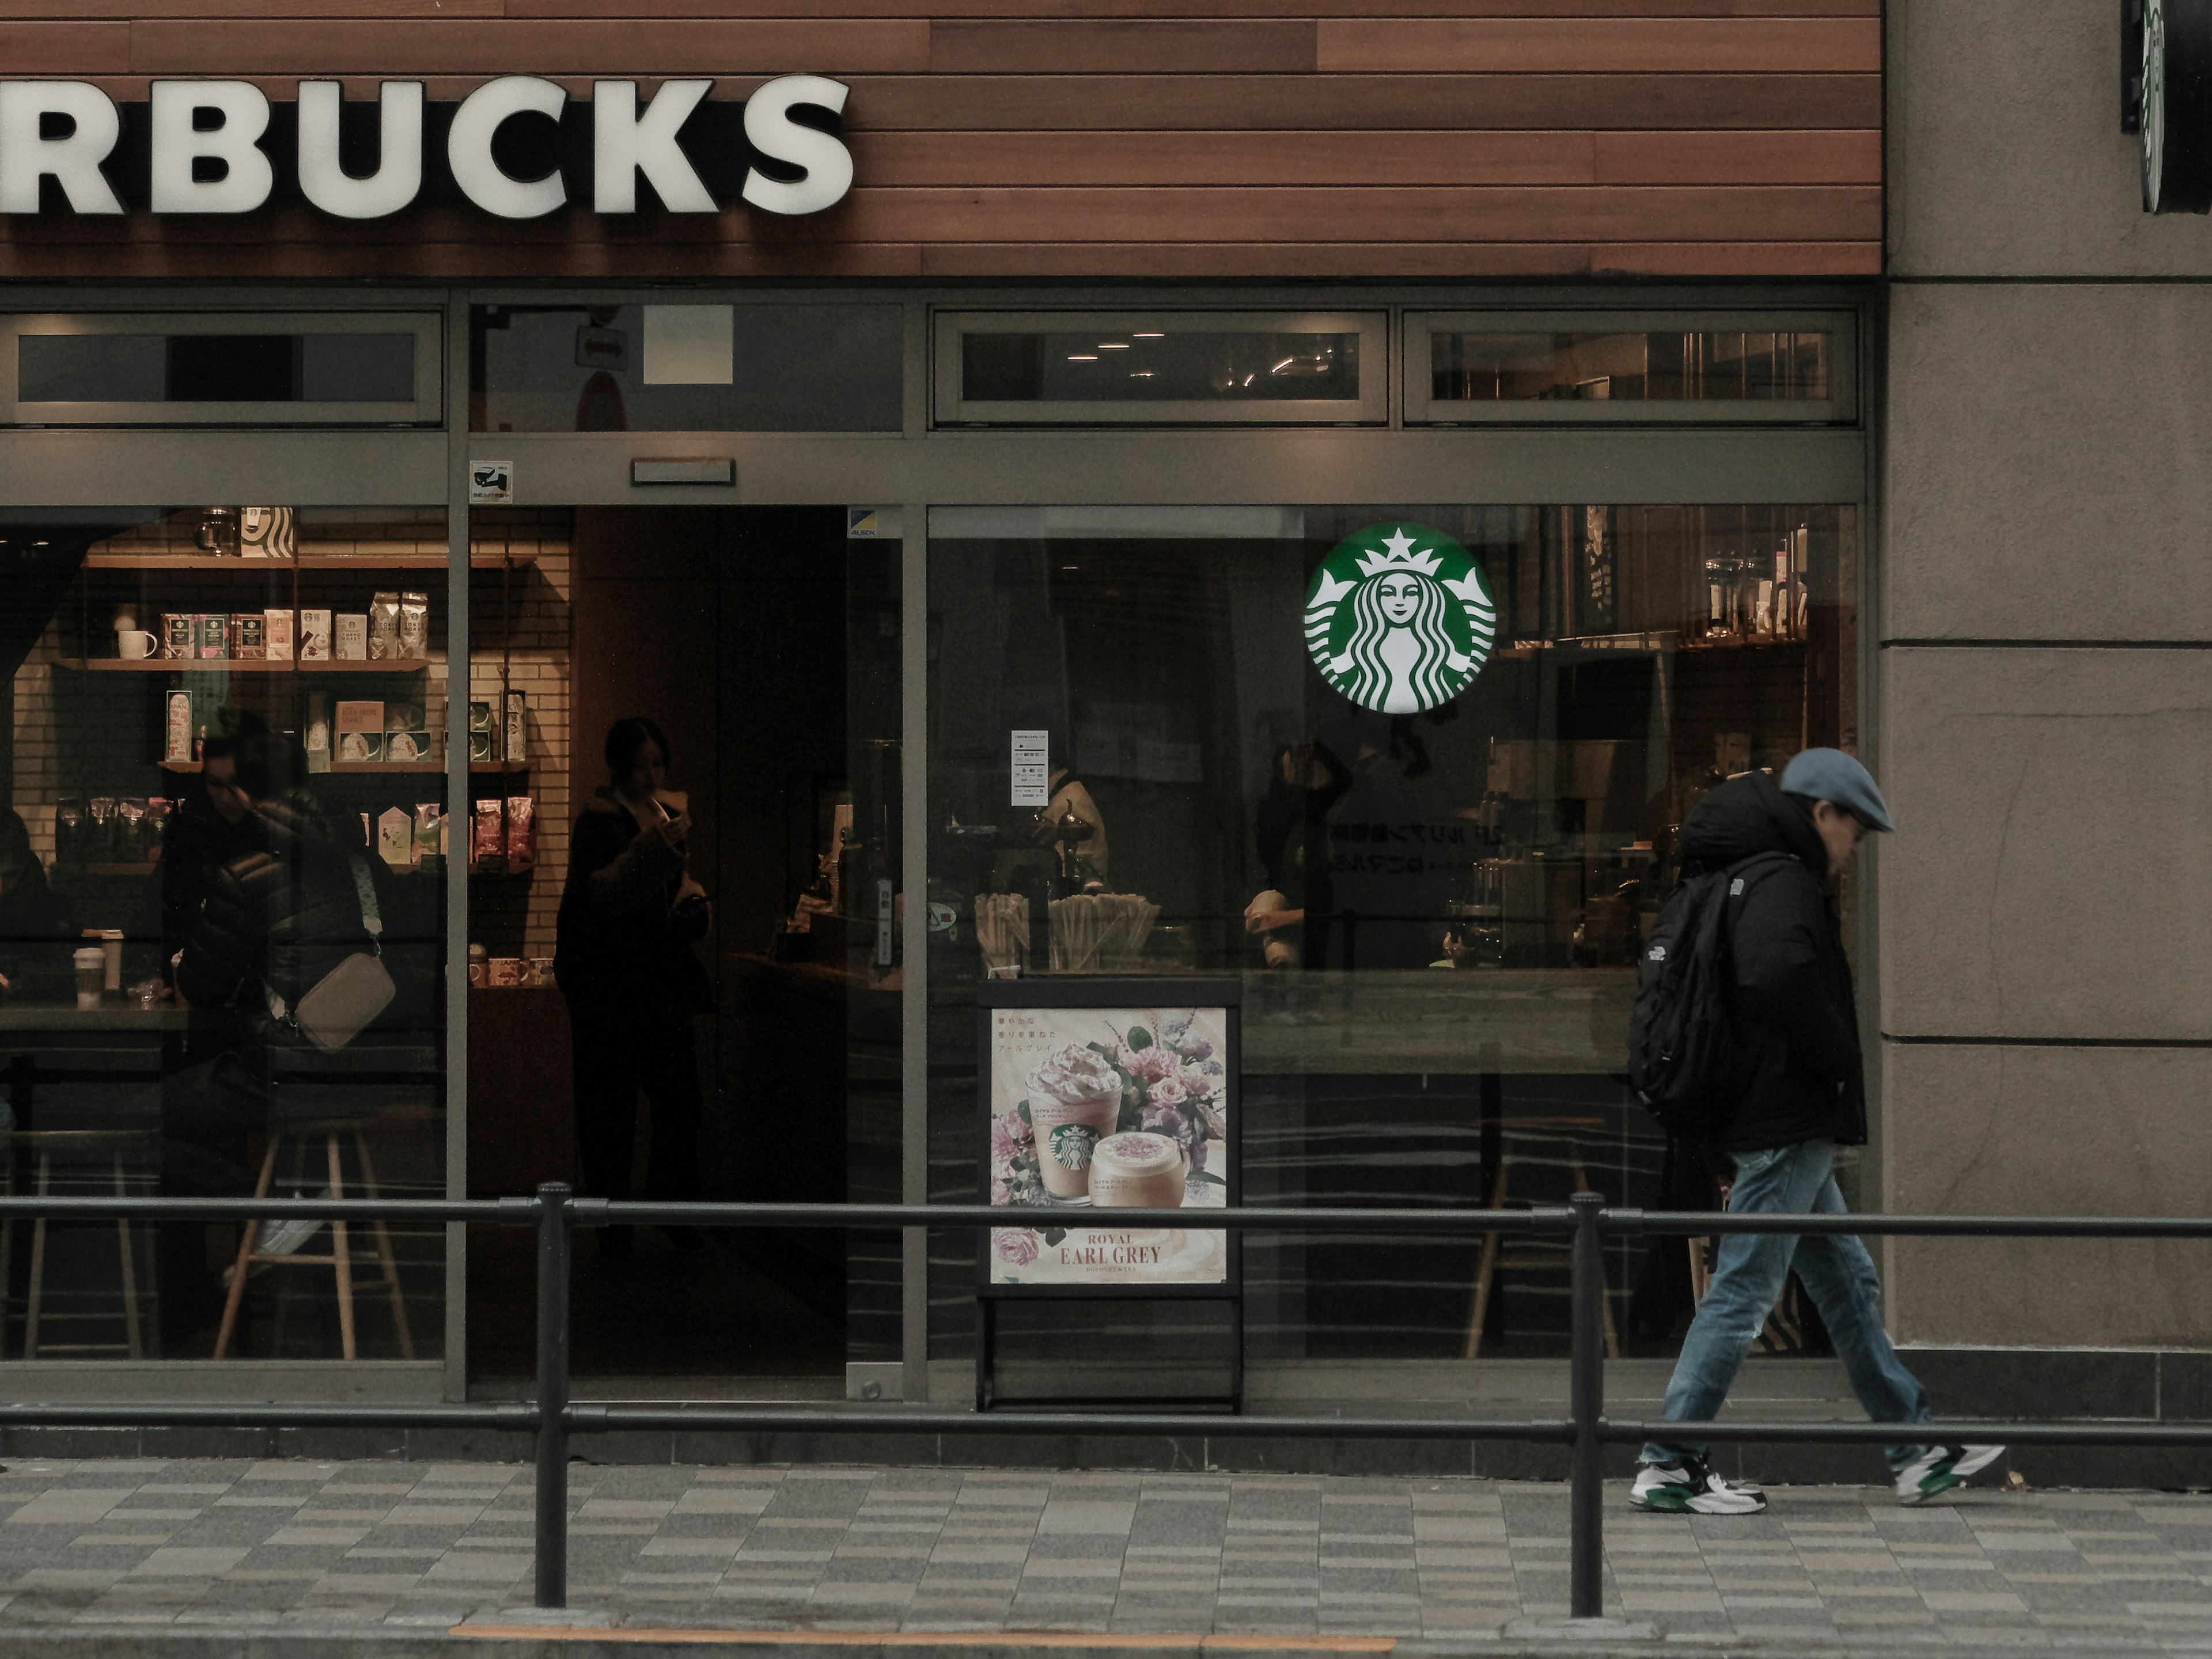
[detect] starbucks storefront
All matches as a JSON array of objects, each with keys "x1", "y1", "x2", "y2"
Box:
[{"x1": 0, "y1": 26, "x2": 1881, "y2": 1430}]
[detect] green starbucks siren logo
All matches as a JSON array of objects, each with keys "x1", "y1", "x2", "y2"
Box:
[{"x1": 1305, "y1": 524, "x2": 1497, "y2": 714}]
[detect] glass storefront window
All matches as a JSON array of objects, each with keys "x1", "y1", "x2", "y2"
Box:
[
  {"x1": 1, "y1": 506, "x2": 450, "y2": 1359},
  {"x1": 929, "y1": 502, "x2": 1857, "y2": 1363},
  {"x1": 1407, "y1": 313, "x2": 1854, "y2": 424},
  {"x1": 935, "y1": 313, "x2": 1389, "y2": 425},
  {"x1": 0, "y1": 315, "x2": 442, "y2": 426},
  {"x1": 471, "y1": 304, "x2": 903, "y2": 433}
]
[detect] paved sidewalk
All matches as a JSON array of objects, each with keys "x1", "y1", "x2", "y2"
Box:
[{"x1": 0, "y1": 1458, "x2": 2201, "y2": 1649}]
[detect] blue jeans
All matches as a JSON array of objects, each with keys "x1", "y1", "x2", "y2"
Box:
[{"x1": 1641, "y1": 1138, "x2": 1932, "y2": 1471}]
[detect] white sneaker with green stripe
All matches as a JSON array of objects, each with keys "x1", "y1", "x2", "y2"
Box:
[
  {"x1": 1894, "y1": 1444, "x2": 2005, "y2": 1505},
  {"x1": 1630, "y1": 1457, "x2": 1768, "y2": 1514}
]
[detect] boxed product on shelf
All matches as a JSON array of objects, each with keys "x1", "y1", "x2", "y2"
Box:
[
  {"x1": 335, "y1": 613, "x2": 368, "y2": 660},
  {"x1": 265, "y1": 608, "x2": 294, "y2": 661},
  {"x1": 503, "y1": 690, "x2": 527, "y2": 763},
  {"x1": 335, "y1": 699, "x2": 385, "y2": 764},
  {"x1": 305, "y1": 692, "x2": 331, "y2": 773},
  {"x1": 398, "y1": 592, "x2": 429, "y2": 659},
  {"x1": 414, "y1": 804, "x2": 444, "y2": 863},
  {"x1": 377, "y1": 806, "x2": 413, "y2": 868},
  {"x1": 472, "y1": 797, "x2": 505, "y2": 870},
  {"x1": 468, "y1": 700, "x2": 494, "y2": 763},
  {"x1": 164, "y1": 691, "x2": 194, "y2": 763},
  {"x1": 505, "y1": 795, "x2": 536, "y2": 866},
  {"x1": 368, "y1": 593, "x2": 400, "y2": 660},
  {"x1": 385, "y1": 702, "x2": 429, "y2": 763},
  {"x1": 239, "y1": 506, "x2": 296, "y2": 560},
  {"x1": 161, "y1": 613, "x2": 193, "y2": 661},
  {"x1": 233, "y1": 613, "x2": 266, "y2": 660},
  {"x1": 195, "y1": 613, "x2": 229, "y2": 661},
  {"x1": 300, "y1": 609, "x2": 332, "y2": 661}
]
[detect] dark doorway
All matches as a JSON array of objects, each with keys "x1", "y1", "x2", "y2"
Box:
[{"x1": 466, "y1": 506, "x2": 900, "y2": 1384}]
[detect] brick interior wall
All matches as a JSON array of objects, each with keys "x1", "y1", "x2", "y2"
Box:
[{"x1": 9, "y1": 506, "x2": 573, "y2": 958}]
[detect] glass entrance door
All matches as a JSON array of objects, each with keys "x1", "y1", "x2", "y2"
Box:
[{"x1": 463, "y1": 506, "x2": 900, "y2": 1385}]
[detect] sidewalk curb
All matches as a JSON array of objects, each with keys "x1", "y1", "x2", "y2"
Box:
[{"x1": 0, "y1": 1633, "x2": 2187, "y2": 1659}]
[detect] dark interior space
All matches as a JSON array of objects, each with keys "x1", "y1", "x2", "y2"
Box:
[{"x1": 468, "y1": 505, "x2": 897, "y2": 1381}]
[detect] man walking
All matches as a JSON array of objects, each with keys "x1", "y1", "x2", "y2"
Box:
[{"x1": 1631, "y1": 748, "x2": 2002, "y2": 1514}]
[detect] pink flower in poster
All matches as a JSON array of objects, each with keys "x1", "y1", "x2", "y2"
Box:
[
  {"x1": 996, "y1": 1229, "x2": 1040, "y2": 1267},
  {"x1": 991, "y1": 1176, "x2": 1013, "y2": 1206},
  {"x1": 1121, "y1": 1045, "x2": 1179, "y2": 1084},
  {"x1": 1174, "y1": 1060, "x2": 1215, "y2": 1100},
  {"x1": 1147, "y1": 1074, "x2": 1190, "y2": 1111},
  {"x1": 991, "y1": 1110, "x2": 1032, "y2": 1166},
  {"x1": 1194, "y1": 1096, "x2": 1227, "y2": 1142}
]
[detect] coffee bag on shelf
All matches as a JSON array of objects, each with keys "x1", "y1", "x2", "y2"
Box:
[
  {"x1": 398, "y1": 591, "x2": 429, "y2": 659},
  {"x1": 368, "y1": 592, "x2": 400, "y2": 660}
]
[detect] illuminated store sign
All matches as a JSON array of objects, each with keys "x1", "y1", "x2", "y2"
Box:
[
  {"x1": 0, "y1": 75, "x2": 853, "y2": 220},
  {"x1": 1305, "y1": 524, "x2": 1497, "y2": 715}
]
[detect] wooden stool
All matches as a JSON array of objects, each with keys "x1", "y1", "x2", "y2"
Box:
[
  {"x1": 1462, "y1": 1116, "x2": 1623, "y2": 1361},
  {"x1": 0, "y1": 1130, "x2": 153, "y2": 1359},
  {"x1": 213, "y1": 1118, "x2": 413, "y2": 1362}
]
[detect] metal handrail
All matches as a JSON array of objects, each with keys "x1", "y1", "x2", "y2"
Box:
[{"x1": 0, "y1": 1185, "x2": 2206, "y2": 1619}]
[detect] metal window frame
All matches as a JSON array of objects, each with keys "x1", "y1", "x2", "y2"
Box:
[
  {"x1": 0, "y1": 278, "x2": 1877, "y2": 1408},
  {"x1": 1, "y1": 310, "x2": 444, "y2": 427},
  {"x1": 932, "y1": 309, "x2": 1389, "y2": 427},
  {"x1": 1405, "y1": 308, "x2": 1859, "y2": 426}
]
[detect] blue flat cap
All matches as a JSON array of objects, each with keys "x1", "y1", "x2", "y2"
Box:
[{"x1": 1779, "y1": 747, "x2": 1895, "y2": 832}]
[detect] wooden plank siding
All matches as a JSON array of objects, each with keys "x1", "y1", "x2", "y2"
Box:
[{"x1": 0, "y1": 5, "x2": 1881, "y2": 281}]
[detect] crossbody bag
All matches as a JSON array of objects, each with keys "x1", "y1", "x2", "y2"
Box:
[{"x1": 264, "y1": 855, "x2": 395, "y2": 1053}]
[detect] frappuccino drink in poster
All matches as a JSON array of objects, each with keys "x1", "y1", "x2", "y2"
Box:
[{"x1": 987, "y1": 1006, "x2": 1230, "y2": 1286}]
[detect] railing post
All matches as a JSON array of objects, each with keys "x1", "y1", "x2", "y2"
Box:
[
  {"x1": 534, "y1": 1182, "x2": 572, "y2": 1610},
  {"x1": 1568, "y1": 1190, "x2": 1604, "y2": 1620}
]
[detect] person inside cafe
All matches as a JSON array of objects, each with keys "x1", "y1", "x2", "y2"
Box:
[
  {"x1": 554, "y1": 716, "x2": 712, "y2": 1260},
  {"x1": 0, "y1": 809, "x2": 73, "y2": 1001},
  {"x1": 156, "y1": 729, "x2": 387, "y2": 1349},
  {"x1": 156, "y1": 713, "x2": 267, "y2": 1058}
]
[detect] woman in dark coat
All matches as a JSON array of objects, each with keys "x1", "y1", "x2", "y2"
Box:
[{"x1": 554, "y1": 718, "x2": 711, "y2": 1257}]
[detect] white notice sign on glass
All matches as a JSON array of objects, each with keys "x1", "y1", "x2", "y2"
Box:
[{"x1": 1010, "y1": 729, "x2": 1049, "y2": 806}]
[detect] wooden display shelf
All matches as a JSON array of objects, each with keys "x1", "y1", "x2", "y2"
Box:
[
  {"x1": 157, "y1": 760, "x2": 525, "y2": 775},
  {"x1": 55, "y1": 658, "x2": 442, "y2": 675},
  {"x1": 82, "y1": 552, "x2": 538, "y2": 571}
]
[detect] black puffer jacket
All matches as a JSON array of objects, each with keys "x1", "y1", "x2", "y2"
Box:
[
  {"x1": 554, "y1": 789, "x2": 710, "y2": 1006},
  {"x1": 176, "y1": 793, "x2": 377, "y2": 1058},
  {"x1": 1680, "y1": 771, "x2": 1866, "y2": 1154}
]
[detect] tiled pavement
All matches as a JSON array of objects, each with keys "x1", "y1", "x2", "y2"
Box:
[{"x1": 0, "y1": 1459, "x2": 2202, "y2": 1648}]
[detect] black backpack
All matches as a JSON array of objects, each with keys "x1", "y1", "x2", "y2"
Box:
[{"x1": 1627, "y1": 853, "x2": 1791, "y2": 1142}]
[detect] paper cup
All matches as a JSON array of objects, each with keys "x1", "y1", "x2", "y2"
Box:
[{"x1": 72, "y1": 946, "x2": 105, "y2": 1010}]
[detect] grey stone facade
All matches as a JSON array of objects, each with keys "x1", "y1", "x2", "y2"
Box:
[{"x1": 1882, "y1": 0, "x2": 2212, "y2": 1349}]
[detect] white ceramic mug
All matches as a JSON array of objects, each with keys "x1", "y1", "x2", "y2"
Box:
[{"x1": 115, "y1": 630, "x2": 156, "y2": 660}]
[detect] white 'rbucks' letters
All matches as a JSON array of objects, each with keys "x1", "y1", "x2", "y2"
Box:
[
  {"x1": 0, "y1": 82, "x2": 123, "y2": 214},
  {"x1": 150, "y1": 81, "x2": 274, "y2": 213},
  {"x1": 593, "y1": 79, "x2": 717, "y2": 213},
  {"x1": 448, "y1": 76, "x2": 568, "y2": 219},
  {"x1": 741, "y1": 75, "x2": 854, "y2": 216},
  {"x1": 297, "y1": 81, "x2": 424, "y2": 219}
]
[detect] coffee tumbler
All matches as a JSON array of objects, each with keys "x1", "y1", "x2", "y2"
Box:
[{"x1": 72, "y1": 946, "x2": 105, "y2": 1010}]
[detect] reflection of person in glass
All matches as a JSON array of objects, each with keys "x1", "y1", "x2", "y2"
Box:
[
  {"x1": 1342, "y1": 569, "x2": 1472, "y2": 715},
  {"x1": 554, "y1": 718, "x2": 711, "y2": 1260},
  {"x1": 0, "y1": 810, "x2": 71, "y2": 1000}
]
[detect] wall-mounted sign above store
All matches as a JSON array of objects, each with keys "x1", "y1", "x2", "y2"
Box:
[
  {"x1": 0, "y1": 77, "x2": 853, "y2": 220},
  {"x1": 2128, "y1": 0, "x2": 2212, "y2": 212}
]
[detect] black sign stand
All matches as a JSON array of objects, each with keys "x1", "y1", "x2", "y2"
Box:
[{"x1": 975, "y1": 976, "x2": 1243, "y2": 1414}]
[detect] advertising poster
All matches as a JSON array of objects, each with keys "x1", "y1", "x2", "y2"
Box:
[{"x1": 986, "y1": 1004, "x2": 1231, "y2": 1287}]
